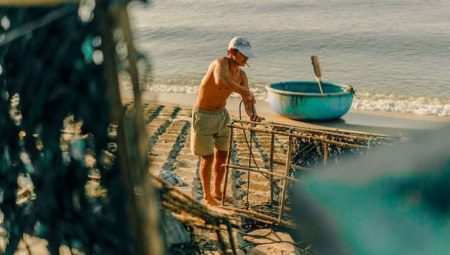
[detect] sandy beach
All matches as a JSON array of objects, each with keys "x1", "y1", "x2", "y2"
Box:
[{"x1": 138, "y1": 91, "x2": 450, "y2": 136}]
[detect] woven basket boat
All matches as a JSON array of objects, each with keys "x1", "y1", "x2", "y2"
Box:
[{"x1": 266, "y1": 80, "x2": 354, "y2": 121}]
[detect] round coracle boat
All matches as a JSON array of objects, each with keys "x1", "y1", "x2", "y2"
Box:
[{"x1": 266, "y1": 80, "x2": 354, "y2": 121}]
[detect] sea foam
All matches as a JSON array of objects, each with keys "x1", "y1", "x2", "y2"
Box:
[{"x1": 142, "y1": 83, "x2": 450, "y2": 117}]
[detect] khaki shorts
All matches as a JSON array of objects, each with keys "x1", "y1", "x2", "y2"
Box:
[{"x1": 190, "y1": 107, "x2": 230, "y2": 156}]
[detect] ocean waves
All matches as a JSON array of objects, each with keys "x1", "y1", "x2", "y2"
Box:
[
  {"x1": 353, "y1": 92, "x2": 450, "y2": 117},
  {"x1": 140, "y1": 82, "x2": 450, "y2": 117}
]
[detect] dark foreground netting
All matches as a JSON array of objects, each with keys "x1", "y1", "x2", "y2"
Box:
[{"x1": 0, "y1": 2, "x2": 151, "y2": 254}]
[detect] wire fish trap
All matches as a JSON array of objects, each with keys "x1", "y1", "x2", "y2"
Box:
[{"x1": 220, "y1": 119, "x2": 401, "y2": 228}]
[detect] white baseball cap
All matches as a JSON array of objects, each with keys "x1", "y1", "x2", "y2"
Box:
[{"x1": 228, "y1": 36, "x2": 255, "y2": 58}]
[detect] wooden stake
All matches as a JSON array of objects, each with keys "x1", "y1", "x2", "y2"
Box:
[
  {"x1": 269, "y1": 132, "x2": 275, "y2": 204},
  {"x1": 278, "y1": 131, "x2": 293, "y2": 222},
  {"x1": 222, "y1": 123, "x2": 234, "y2": 206}
]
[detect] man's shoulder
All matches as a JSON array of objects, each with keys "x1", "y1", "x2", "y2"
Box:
[
  {"x1": 215, "y1": 56, "x2": 229, "y2": 63},
  {"x1": 209, "y1": 56, "x2": 229, "y2": 69}
]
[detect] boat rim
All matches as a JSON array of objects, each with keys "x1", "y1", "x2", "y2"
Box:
[{"x1": 265, "y1": 80, "x2": 353, "y2": 97}]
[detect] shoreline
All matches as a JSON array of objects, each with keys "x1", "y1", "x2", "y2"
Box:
[
  {"x1": 133, "y1": 81, "x2": 450, "y2": 117},
  {"x1": 130, "y1": 90, "x2": 450, "y2": 137}
]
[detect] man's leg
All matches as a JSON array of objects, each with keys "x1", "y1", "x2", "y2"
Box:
[
  {"x1": 213, "y1": 148, "x2": 228, "y2": 199},
  {"x1": 199, "y1": 154, "x2": 219, "y2": 206}
]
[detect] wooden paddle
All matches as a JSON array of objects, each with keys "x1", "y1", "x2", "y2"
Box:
[{"x1": 311, "y1": 55, "x2": 324, "y2": 94}]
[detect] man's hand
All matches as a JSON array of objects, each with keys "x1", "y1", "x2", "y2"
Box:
[
  {"x1": 242, "y1": 91, "x2": 264, "y2": 122},
  {"x1": 250, "y1": 114, "x2": 265, "y2": 122}
]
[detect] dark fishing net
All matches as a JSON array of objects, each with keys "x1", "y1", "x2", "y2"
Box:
[
  {"x1": 0, "y1": 2, "x2": 147, "y2": 254},
  {"x1": 290, "y1": 135, "x2": 389, "y2": 170}
]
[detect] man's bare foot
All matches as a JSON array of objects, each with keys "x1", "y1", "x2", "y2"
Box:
[
  {"x1": 213, "y1": 193, "x2": 232, "y2": 203},
  {"x1": 212, "y1": 192, "x2": 223, "y2": 199},
  {"x1": 202, "y1": 197, "x2": 219, "y2": 206}
]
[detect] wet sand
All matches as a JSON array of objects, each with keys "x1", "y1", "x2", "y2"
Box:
[{"x1": 139, "y1": 91, "x2": 450, "y2": 136}]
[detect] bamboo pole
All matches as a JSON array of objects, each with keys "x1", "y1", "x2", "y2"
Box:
[
  {"x1": 278, "y1": 131, "x2": 293, "y2": 222},
  {"x1": 227, "y1": 124, "x2": 369, "y2": 149},
  {"x1": 99, "y1": 5, "x2": 163, "y2": 254},
  {"x1": 151, "y1": 175, "x2": 240, "y2": 228},
  {"x1": 215, "y1": 229, "x2": 228, "y2": 254},
  {"x1": 223, "y1": 207, "x2": 296, "y2": 229},
  {"x1": 223, "y1": 164, "x2": 298, "y2": 182},
  {"x1": 226, "y1": 223, "x2": 238, "y2": 255},
  {"x1": 272, "y1": 160, "x2": 313, "y2": 171},
  {"x1": 232, "y1": 119, "x2": 398, "y2": 140},
  {"x1": 161, "y1": 197, "x2": 234, "y2": 227},
  {"x1": 245, "y1": 129, "x2": 253, "y2": 208},
  {"x1": 162, "y1": 201, "x2": 240, "y2": 230},
  {"x1": 269, "y1": 132, "x2": 275, "y2": 204},
  {"x1": 265, "y1": 120, "x2": 398, "y2": 140},
  {"x1": 222, "y1": 123, "x2": 234, "y2": 206},
  {"x1": 249, "y1": 206, "x2": 291, "y2": 216},
  {"x1": 99, "y1": 5, "x2": 142, "y2": 254},
  {"x1": 118, "y1": 6, "x2": 164, "y2": 255}
]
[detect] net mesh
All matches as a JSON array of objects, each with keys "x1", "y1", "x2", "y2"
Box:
[{"x1": 0, "y1": 3, "x2": 137, "y2": 254}]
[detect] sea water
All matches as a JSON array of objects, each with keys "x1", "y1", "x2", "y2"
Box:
[{"x1": 129, "y1": 0, "x2": 450, "y2": 117}]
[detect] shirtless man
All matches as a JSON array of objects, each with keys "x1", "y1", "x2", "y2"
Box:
[{"x1": 191, "y1": 36, "x2": 264, "y2": 206}]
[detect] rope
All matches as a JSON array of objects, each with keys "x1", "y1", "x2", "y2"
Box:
[{"x1": 238, "y1": 100, "x2": 270, "y2": 180}]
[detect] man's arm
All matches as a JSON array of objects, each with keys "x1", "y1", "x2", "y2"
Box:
[
  {"x1": 213, "y1": 58, "x2": 253, "y2": 102},
  {"x1": 240, "y1": 70, "x2": 265, "y2": 122},
  {"x1": 244, "y1": 101, "x2": 264, "y2": 122}
]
